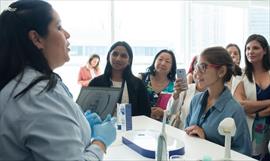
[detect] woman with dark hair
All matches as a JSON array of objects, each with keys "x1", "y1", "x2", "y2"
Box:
[
  {"x1": 138, "y1": 49, "x2": 177, "y2": 120},
  {"x1": 89, "y1": 41, "x2": 151, "y2": 117},
  {"x1": 187, "y1": 55, "x2": 198, "y2": 84},
  {"x1": 78, "y1": 54, "x2": 101, "y2": 86},
  {"x1": 226, "y1": 43, "x2": 242, "y2": 66},
  {"x1": 185, "y1": 47, "x2": 251, "y2": 156},
  {"x1": 234, "y1": 34, "x2": 270, "y2": 161},
  {"x1": 226, "y1": 43, "x2": 243, "y2": 76},
  {"x1": 225, "y1": 44, "x2": 243, "y2": 94},
  {"x1": 0, "y1": 0, "x2": 115, "y2": 160}
]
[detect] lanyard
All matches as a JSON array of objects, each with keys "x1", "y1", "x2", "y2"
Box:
[
  {"x1": 197, "y1": 92, "x2": 214, "y2": 127},
  {"x1": 197, "y1": 107, "x2": 214, "y2": 127}
]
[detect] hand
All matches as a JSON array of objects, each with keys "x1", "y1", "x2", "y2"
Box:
[
  {"x1": 238, "y1": 100, "x2": 248, "y2": 109},
  {"x1": 85, "y1": 111, "x2": 102, "y2": 130},
  {"x1": 185, "y1": 125, "x2": 205, "y2": 139},
  {"x1": 102, "y1": 114, "x2": 114, "y2": 123},
  {"x1": 92, "y1": 119, "x2": 116, "y2": 148},
  {"x1": 151, "y1": 107, "x2": 164, "y2": 120},
  {"x1": 173, "y1": 78, "x2": 188, "y2": 99}
]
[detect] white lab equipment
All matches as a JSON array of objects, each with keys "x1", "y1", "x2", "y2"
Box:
[
  {"x1": 122, "y1": 111, "x2": 185, "y2": 159},
  {"x1": 105, "y1": 116, "x2": 255, "y2": 161},
  {"x1": 268, "y1": 140, "x2": 270, "y2": 152},
  {"x1": 122, "y1": 129, "x2": 185, "y2": 159},
  {"x1": 218, "y1": 117, "x2": 236, "y2": 160},
  {"x1": 156, "y1": 110, "x2": 168, "y2": 161}
]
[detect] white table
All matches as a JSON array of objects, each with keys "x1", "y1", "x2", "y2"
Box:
[{"x1": 104, "y1": 116, "x2": 256, "y2": 161}]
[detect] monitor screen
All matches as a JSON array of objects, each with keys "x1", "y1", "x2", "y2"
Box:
[{"x1": 76, "y1": 87, "x2": 121, "y2": 119}]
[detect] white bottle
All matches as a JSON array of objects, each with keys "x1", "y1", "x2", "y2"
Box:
[
  {"x1": 117, "y1": 103, "x2": 132, "y2": 131},
  {"x1": 268, "y1": 140, "x2": 270, "y2": 152},
  {"x1": 117, "y1": 103, "x2": 125, "y2": 130}
]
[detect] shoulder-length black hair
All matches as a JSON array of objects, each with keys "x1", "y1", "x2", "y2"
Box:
[
  {"x1": 0, "y1": 0, "x2": 58, "y2": 98},
  {"x1": 146, "y1": 49, "x2": 177, "y2": 81},
  {"x1": 104, "y1": 41, "x2": 134, "y2": 81},
  {"x1": 244, "y1": 34, "x2": 270, "y2": 82}
]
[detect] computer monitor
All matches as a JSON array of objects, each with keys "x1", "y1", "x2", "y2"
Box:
[{"x1": 76, "y1": 87, "x2": 121, "y2": 119}]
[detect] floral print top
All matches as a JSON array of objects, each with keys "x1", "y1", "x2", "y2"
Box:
[
  {"x1": 252, "y1": 84, "x2": 270, "y2": 156},
  {"x1": 141, "y1": 72, "x2": 174, "y2": 107}
]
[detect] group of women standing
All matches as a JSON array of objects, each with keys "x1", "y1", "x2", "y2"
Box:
[{"x1": 85, "y1": 34, "x2": 269, "y2": 160}]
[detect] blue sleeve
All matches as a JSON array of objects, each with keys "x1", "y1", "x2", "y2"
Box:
[
  {"x1": 184, "y1": 93, "x2": 203, "y2": 129},
  {"x1": 185, "y1": 96, "x2": 195, "y2": 128},
  {"x1": 231, "y1": 106, "x2": 252, "y2": 156}
]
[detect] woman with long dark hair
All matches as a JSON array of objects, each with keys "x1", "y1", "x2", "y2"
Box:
[
  {"x1": 138, "y1": 49, "x2": 177, "y2": 120},
  {"x1": 234, "y1": 34, "x2": 270, "y2": 161},
  {"x1": 89, "y1": 41, "x2": 151, "y2": 117},
  {"x1": 0, "y1": 0, "x2": 115, "y2": 160}
]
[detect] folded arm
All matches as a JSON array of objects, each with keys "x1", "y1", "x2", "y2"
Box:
[{"x1": 234, "y1": 82, "x2": 270, "y2": 114}]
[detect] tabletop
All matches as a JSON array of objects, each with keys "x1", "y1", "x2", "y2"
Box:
[{"x1": 104, "y1": 115, "x2": 256, "y2": 161}]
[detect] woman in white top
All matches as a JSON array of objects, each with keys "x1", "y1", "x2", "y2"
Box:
[
  {"x1": 234, "y1": 34, "x2": 270, "y2": 161},
  {"x1": 168, "y1": 73, "x2": 205, "y2": 129}
]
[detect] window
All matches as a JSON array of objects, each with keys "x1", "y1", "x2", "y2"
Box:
[
  {"x1": 189, "y1": 3, "x2": 246, "y2": 58},
  {"x1": 248, "y1": 7, "x2": 270, "y2": 42},
  {"x1": 1, "y1": 0, "x2": 269, "y2": 98}
]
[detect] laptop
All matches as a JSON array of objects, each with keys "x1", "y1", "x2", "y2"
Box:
[{"x1": 76, "y1": 86, "x2": 121, "y2": 119}]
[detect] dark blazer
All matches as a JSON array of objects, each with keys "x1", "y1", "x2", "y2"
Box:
[{"x1": 89, "y1": 74, "x2": 151, "y2": 117}]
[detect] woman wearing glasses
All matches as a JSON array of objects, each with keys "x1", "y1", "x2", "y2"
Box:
[{"x1": 185, "y1": 47, "x2": 251, "y2": 156}]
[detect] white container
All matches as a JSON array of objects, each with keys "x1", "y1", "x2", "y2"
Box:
[{"x1": 117, "y1": 103, "x2": 132, "y2": 131}]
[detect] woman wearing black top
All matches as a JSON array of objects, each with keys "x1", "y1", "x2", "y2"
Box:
[{"x1": 89, "y1": 41, "x2": 151, "y2": 117}]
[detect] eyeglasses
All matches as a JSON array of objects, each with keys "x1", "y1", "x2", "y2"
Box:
[{"x1": 194, "y1": 63, "x2": 221, "y2": 73}]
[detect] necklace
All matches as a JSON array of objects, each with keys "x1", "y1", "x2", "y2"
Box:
[{"x1": 151, "y1": 77, "x2": 169, "y2": 93}]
